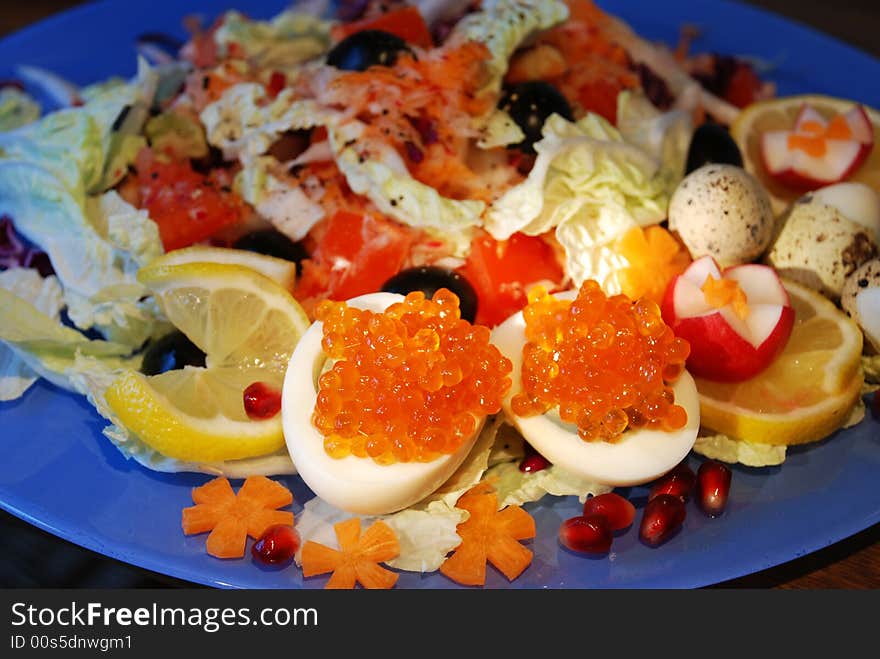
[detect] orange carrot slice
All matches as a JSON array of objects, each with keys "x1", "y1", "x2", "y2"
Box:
[
  {"x1": 301, "y1": 518, "x2": 400, "y2": 589},
  {"x1": 181, "y1": 476, "x2": 294, "y2": 559},
  {"x1": 439, "y1": 486, "x2": 536, "y2": 586}
]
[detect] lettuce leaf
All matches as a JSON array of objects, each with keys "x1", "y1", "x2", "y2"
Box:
[
  {"x1": 214, "y1": 9, "x2": 332, "y2": 70},
  {"x1": 862, "y1": 354, "x2": 880, "y2": 384},
  {"x1": 692, "y1": 433, "x2": 787, "y2": 467},
  {"x1": 0, "y1": 170, "x2": 164, "y2": 345},
  {"x1": 616, "y1": 90, "x2": 693, "y2": 193},
  {"x1": 329, "y1": 120, "x2": 484, "y2": 256},
  {"x1": 0, "y1": 269, "x2": 64, "y2": 400},
  {"x1": 0, "y1": 285, "x2": 134, "y2": 396},
  {"x1": 0, "y1": 64, "x2": 164, "y2": 346},
  {"x1": 144, "y1": 111, "x2": 208, "y2": 161},
  {"x1": 448, "y1": 0, "x2": 569, "y2": 96},
  {"x1": 201, "y1": 85, "x2": 337, "y2": 162},
  {"x1": 0, "y1": 87, "x2": 40, "y2": 132},
  {"x1": 484, "y1": 461, "x2": 611, "y2": 507},
  {"x1": 485, "y1": 113, "x2": 670, "y2": 288}
]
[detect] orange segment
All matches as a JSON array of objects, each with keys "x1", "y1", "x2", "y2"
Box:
[
  {"x1": 614, "y1": 226, "x2": 692, "y2": 305},
  {"x1": 301, "y1": 519, "x2": 400, "y2": 589},
  {"x1": 439, "y1": 486, "x2": 536, "y2": 586},
  {"x1": 181, "y1": 476, "x2": 295, "y2": 559}
]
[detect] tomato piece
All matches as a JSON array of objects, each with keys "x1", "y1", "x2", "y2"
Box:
[
  {"x1": 296, "y1": 211, "x2": 413, "y2": 302},
  {"x1": 331, "y1": 6, "x2": 434, "y2": 49},
  {"x1": 573, "y1": 78, "x2": 623, "y2": 125},
  {"x1": 458, "y1": 232, "x2": 565, "y2": 327},
  {"x1": 136, "y1": 150, "x2": 248, "y2": 252}
]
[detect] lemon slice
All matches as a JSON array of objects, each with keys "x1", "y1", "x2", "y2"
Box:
[
  {"x1": 696, "y1": 279, "x2": 864, "y2": 446},
  {"x1": 730, "y1": 94, "x2": 880, "y2": 214},
  {"x1": 146, "y1": 245, "x2": 297, "y2": 290},
  {"x1": 105, "y1": 262, "x2": 310, "y2": 462}
]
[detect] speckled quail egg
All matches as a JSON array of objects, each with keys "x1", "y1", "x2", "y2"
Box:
[
  {"x1": 840, "y1": 258, "x2": 880, "y2": 352},
  {"x1": 810, "y1": 182, "x2": 880, "y2": 243},
  {"x1": 668, "y1": 164, "x2": 775, "y2": 267},
  {"x1": 765, "y1": 197, "x2": 879, "y2": 300}
]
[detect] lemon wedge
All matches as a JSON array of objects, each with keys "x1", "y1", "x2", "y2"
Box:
[
  {"x1": 105, "y1": 262, "x2": 310, "y2": 462},
  {"x1": 696, "y1": 279, "x2": 864, "y2": 446},
  {"x1": 145, "y1": 245, "x2": 297, "y2": 291}
]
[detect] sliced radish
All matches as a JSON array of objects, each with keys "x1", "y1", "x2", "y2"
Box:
[
  {"x1": 661, "y1": 256, "x2": 795, "y2": 382},
  {"x1": 842, "y1": 105, "x2": 874, "y2": 145},
  {"x1": 760, "y1": 103, "x2": 874, "y2": 191}
]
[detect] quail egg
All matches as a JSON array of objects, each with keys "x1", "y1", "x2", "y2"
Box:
[
  {"x1": 765, "y1": 197, "x2": 878, "y2": 300},
  {"x1": 840, "y1": 257, "x2": 880, "y2": 352},
  {"x1": 810, "y1": 182, "x2": 880, "y2": 242},
  {"x1": 668, "y1": 164, "x2": 775, "y2": 267}
]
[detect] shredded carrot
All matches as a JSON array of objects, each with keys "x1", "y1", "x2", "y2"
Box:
[
  {"x1": 181, "y1": 476, "x2": 294, "y2": 559},
  {"x1": 301, "y1": 519, "x2": 400, "y2": 589},
  {"x1": 439, "y1": 485, "x2": 536, "y2": 586}
]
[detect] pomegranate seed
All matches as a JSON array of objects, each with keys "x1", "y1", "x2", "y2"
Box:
[
  {"x1": 252, "y1": 524, "x2": 300, "y2": 565},
  {"x1": 639, "y1": 494, "x2": 686, "y2": 547},
  {"x1": 649, "y1": 462, "x2": 695, "y2": 502},
  {"x1": 558, "y1": 515, "x2": 613, "y2": 554},
  {"x1": 243, "y1": 382, "x2": 282, "y2": 420},
  {"x1": 583, "y1": 493, "x2": 636, "y2": 531},
  {"x1": 696, "y1": 460, "x2": 732, "y2": 517},
  {"x1": 519, "y1": 453, "x2": 551, "y2": 473}
]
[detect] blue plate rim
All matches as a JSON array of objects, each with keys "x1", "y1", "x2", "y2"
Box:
[{"x1": 1, "y1": 0, "x2": 879, "y2": 589}]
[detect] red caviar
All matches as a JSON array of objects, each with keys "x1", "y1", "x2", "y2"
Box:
[
  {"x1": 312, "y1": 289, "x2": 512, "y2": 464},
  {"x1": 511, "y1": 282, "x2": 690, "y2": 443}
]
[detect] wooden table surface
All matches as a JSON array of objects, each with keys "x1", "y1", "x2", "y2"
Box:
[{"x1": 1, "y1": 0, "x2": 878, "y2": 589}]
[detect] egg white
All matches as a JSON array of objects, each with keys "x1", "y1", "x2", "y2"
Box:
[
  {"x1": 490, "y1": 293, "x2": 700, "y2": 487},
  {"x1": 282, "y1": 292, "x2": 485, "y2": 515}
]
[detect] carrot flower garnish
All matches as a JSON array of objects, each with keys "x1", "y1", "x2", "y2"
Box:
[
  {"x1": 440, "y1": 484, "x2": 536, "y2": 586},
  {"x1": 301, "y1": 518, "x2": 400, "y2": 589},
  {"x1": 181, "y1": 476, "x2": 294, "y2": 559}
]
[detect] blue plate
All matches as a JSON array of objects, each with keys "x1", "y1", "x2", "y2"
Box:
[{"x1": 1, "y1": 0, "x2": 878, "y2": 589}]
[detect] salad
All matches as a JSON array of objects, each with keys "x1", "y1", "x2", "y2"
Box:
[{"x1": 1, "y1": 0, "x2": 878, "y2": 588}]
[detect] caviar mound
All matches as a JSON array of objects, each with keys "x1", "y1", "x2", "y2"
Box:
[
  {"x1": 311, "y1": 289, "x2": 513, "y2": 464},
  {"x1": 511, "y1": 282, "x2": 691, "y2": 443}
]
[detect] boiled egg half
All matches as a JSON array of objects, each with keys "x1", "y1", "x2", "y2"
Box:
[
  {"x1": 281, "y1": 292, "x2": 485, "y2": 515},
  {"x1": 490, "y1": 291, "x2": 701, "y2": 487}
]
